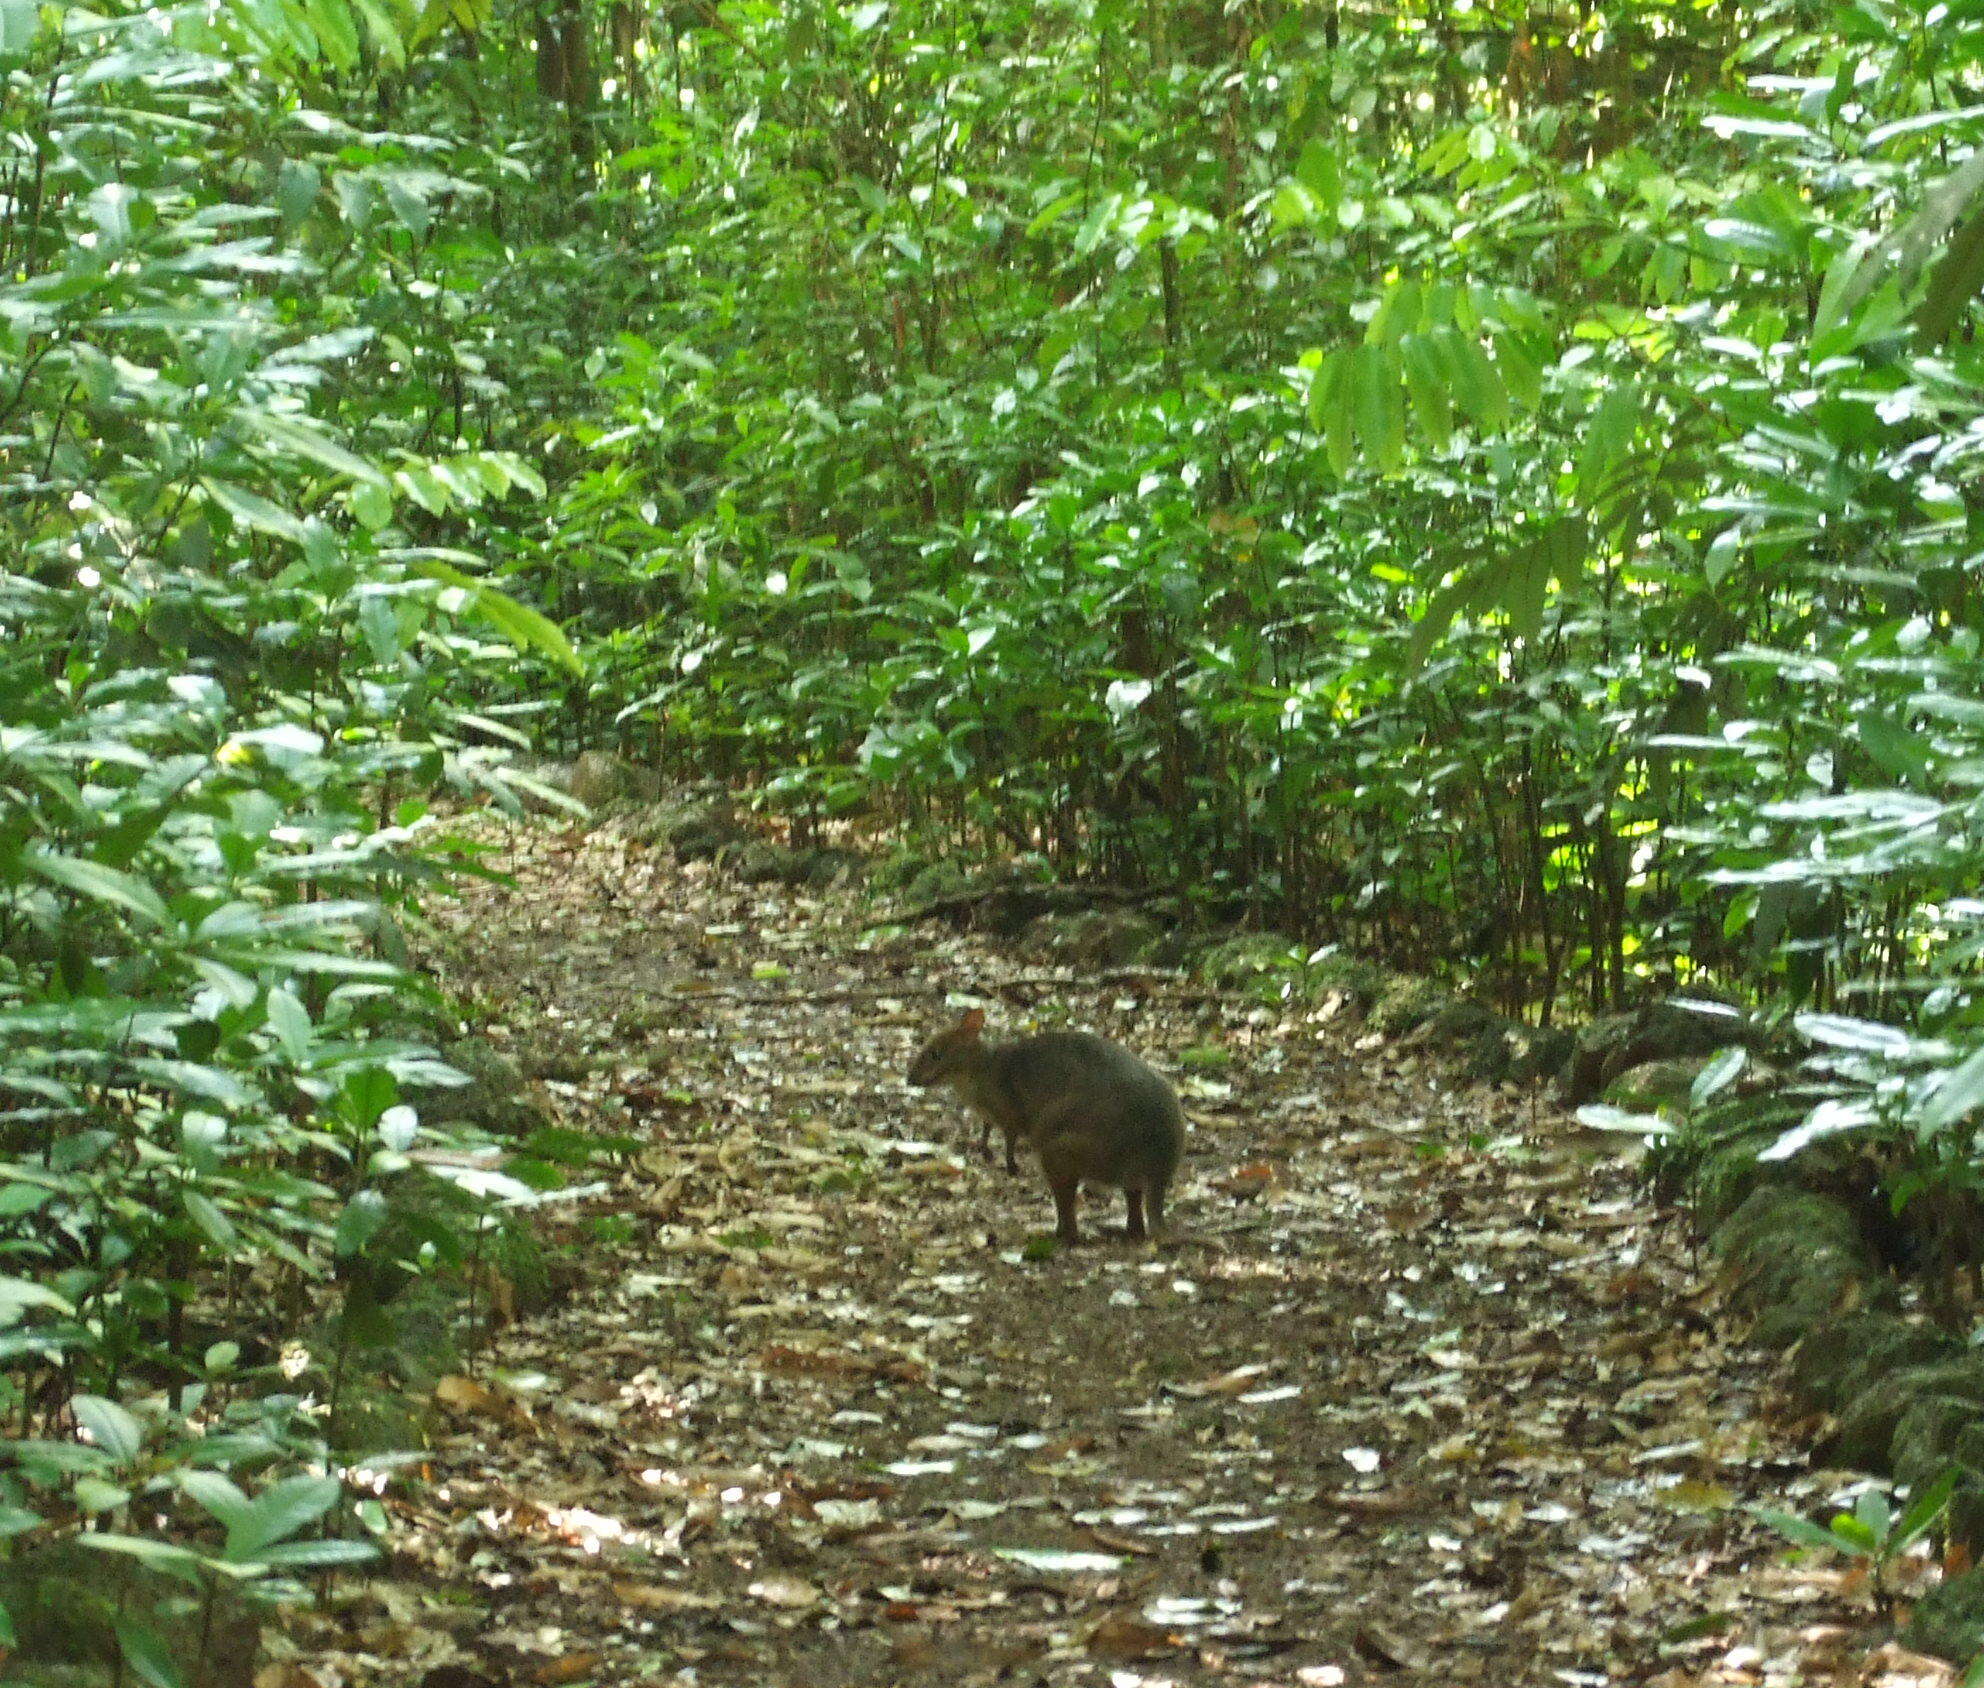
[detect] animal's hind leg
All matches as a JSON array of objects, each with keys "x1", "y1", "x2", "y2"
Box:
[
  {"x1": 1124, "y1": 1187, "x2": 1148, "y2": 1241},
  {"x1": 1039, "y1": 1139, "x2": 1085, "y2": 1244}
]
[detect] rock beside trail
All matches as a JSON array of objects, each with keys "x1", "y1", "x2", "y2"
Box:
[
  {"x1": 1557, "y1": 999, "x2": 1763, "y2": 1106},
  {"x1": 404, "y1": 1036, "x2": 550, "y2": 1139},
  {"x1": 620, "y1": 790, "x2": 750, "y2": 859},
  {"x1": 1907, "y1": 1564, "x2": 1984, "y2": 1660},
  {"x1": 1028, "y1": 907, "x2": 1165, "y2": 968},
  {"x1": 563, "y1": 749, "x2": 665, "y2": 807}
]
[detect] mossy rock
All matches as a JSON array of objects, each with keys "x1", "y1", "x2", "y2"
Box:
[
  {"x1": 1828, "y1": 1358, "x2": 1984, "y2": 1472},
  {"x1": 0, "y1": 1544, "x2": 261, "y2": 1687},
  {"x1": 1558, "y1": 1000, "x2": 1761, "y2": 1107},
  {"x1": 1422, "y1": 1000, "x2": 1497, "y2": 1040},
  {"x1": 1508, "y1": 1025, "x2": 1577, "y2": 1084},
  {"x1": 1892, "y1": 1396, "x2": 1984, "y2": 1495},
  {"x1": 1032, "y1": 908, "x2": 1163, "y2": 969},
  {"x1": 1904, "y1": 1561, "x2": 1984, "y2": 1660},
  {"x1": 407, "y1": 1037, "x2": 549, "y2": 1139},
  {"x1": 1462, "y1": 1021, "x2": 1522, "y2": 1084},
  {"x1": 870, "y1": 848, "x2": 936, "y2": 893},
  {"x1": 1603, "y1": 1057, "x2": 1708, "y2": 1113},
  {"x1": 1303, "y1": 954, "x2": 1390, "y2": 1012},
  {"x1": 901, "y1": 860, "x2": 976, "y2": 908},
  {"x1": 1687, "y1": 1136, "x2": 1778, "y2": 1231},
  {"x1": 567, "y1": 749, "x2": 630, "y2": 807},
  {"x1": 1752, "y1": 1258, "x2": 1891, "y2": 1348},
  {"x1": 1713, "y1": 1185, "x2": 1869, "y2": 1266},
  {"x1": 331, "y1": 1379, "x2": 433, "y2": 1455},
  {"x1": 1197, "y1": 932, "x2": 1303, "y2": 986},
  {"x1": 1789, "y1": 1312, "x2": 1954, "y2": 1413},
  {"x1": 733, "y1": 839, "x2": 810, "y2": 885},
  {"x1": 1711, "y1": 1186, "x2": 1892, "y2": 1347},
  {"x1": 1368, "y1": 977, "x2": 1454, "y2": 1037},
  {"x1": 666, "y1": 801, "x2": 746, "y2": 861}
]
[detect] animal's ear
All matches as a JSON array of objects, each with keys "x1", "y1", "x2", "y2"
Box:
[{"x1": 958, "y1": 1007, "x2": 986, "y2": 1035}]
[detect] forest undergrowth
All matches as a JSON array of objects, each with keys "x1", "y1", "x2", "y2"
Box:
[{"x1": 271, "y1": 814, "x2": 1952, "y2": 1688}]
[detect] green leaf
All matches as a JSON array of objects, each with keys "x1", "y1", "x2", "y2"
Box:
[
  {"x1": 1435, "y1": 329, "x2": 1509, "y2": 430},
  {"x1": 335, "y1": 1188, "x2": 389, "y2": 1258},
  {"x1": 184, "y1": 1189, "x2": 238, "y2": 1251},
  {"x1": 252, "y1": 1536, "x2": 378, "y2": 1569},
  {"x1": 347, "y1": 478, "x2": 396, "y2": 529},
  {"x1": 1399, "y1": 335, "x2": 1454, "y2": 452},
  {"x1": 276, "y1": 160, "x2": 321, "y2": 229},
  {"x1": 1351, "y1": 345, "x2": 1406, "y2": 474},
  {"x1": 1690, "y1": 1047, "x2": 1747, "y2": 1109},
  {"x1": 1922, "y1": 1043, "x2": 1984, "y2": 1133},
  {"x1": 407, "y1": 559, "x2": 583, "y2": 674},
  {"x1": 236, "y1": 408, "x2": 386, "y2": 485},
  {"x1": 71, "y1": 1394, "x2": 144, "y2": 1463},
  {"x1": 1404, "y1": 567, "x2": 1484, "y2": 672},
  {"x1": 114, "y1": 1615, "x2": 189, "y2": 1688},
  {"x1": 1503, "y1": 535, "x2": 1549, "y2": 644},
  {"x1": 266, "y1": 986, "x2": 312, "y2": 1060},
  {"x1": 180, "y1": 1469, "x2": 250, "y2": 1532},
  {"x1": 1858, "y1": 712, "x2": 1930, "y2": 783},
  {"x1": 0, "y1": 0, "x2": 40, "y2": 57},
  {"x1": 78, "y1": 1534, "x2": 209, "y2": 1585},
  {"x1": 203, "y1": 478, "x2": 307, "y2": 544},
  {"x1": 1894, "y1": 1467, "x2": 1959, "y2": 1551},
  {"x1": 1294, "y1": 138, "x2": 1340, "y2": 212},
  {"x1": 0, "y1": 1277, "x2": 76, "y2": 1325},
  {"x1": 226, "y1": 1474, "x2": 341, "y2": 1560},
  {"x1": 27, "y1": 851, "x2": 170, "y2": 928},
  {"x1": 1575, "y1": 385, "x2": 1639, "y2": 507},
  {"x1": 1752, "y1": 1506, "x2": 1860, "y2": 1556}
]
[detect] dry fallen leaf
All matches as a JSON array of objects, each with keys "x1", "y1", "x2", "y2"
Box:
[
  {"x1": 611, "y1": 1580, "x2": 723, "y2": 1612},
  {"x1": 748, "y1": 1574, "x2": 822, "y2": 1609},
  {"x1": 1086, "y1": 1611, "x2": 1180, "y2": 1661}
]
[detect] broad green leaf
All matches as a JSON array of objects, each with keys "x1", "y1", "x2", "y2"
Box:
[
  {"x1": 1689, "y1": 1047, "x2": 1747, "y2": 1109},
  {"x1": 1351, "y1": 345, "x2": 1406, "y2": 474},
  {"x1": 114, "y1": 1615, "x2": 189, "y2": 1688},
  {"x1": 1894, "y1": 1467, "x2": 1959, "y2": 1549},
  {"x1": 1922, "y1": 1043, "x2": 1984, "y2": 1133},
  {"x1": 180, "y1": 1469, "x2": 250, "y2": 1531},
  {"x1": 203, "y1": 478, "x2": 307, "y2": 544},
  {"x1": 1752, "y1": 1506, "x2": 1860, "y2": 1556},
  {"x1": 226, "y1": 1474, "x2": 341, "y2": 1560},
  {"x1": 407, "y1": 559, "x2": 583, "y2": 674},
  {"x1": 78, "y1": 1535, "x2": 209, "y2": 1584},
  {"x1": 1858, "y1": 712, "x2": 1930, "y2": 783},
  {"x1": 27, "y1": 851, "x2": 170, "y2": 927},
  {"x1": 252, "y1": 1536, "x2": 378, "y2": 1569},
  {"x1": 1399, "y1": 335, "x2": 1454, "y2": 452},
  {"x1": 71, "y1": 1395, "x2": 144, "y2": 1462},
  {"x1": 1575, "y1": 385, "x2": 1639, "y2": 507},
  {"x1": 184, "y1": 1189, "x2": 238, "y2": 1250},
  {"x1": 236, "y1": 409, "x2": 386, "y2": 485},
  {"x1": 0, "y1": 0, "x2": 39, "y2": 57},
  {"x1": 0, "y1": 1278, "x2": 75, "y2": 1324},
  {"x1": 334, "y1": 1188, "x2": 389, "y2": 1257}
]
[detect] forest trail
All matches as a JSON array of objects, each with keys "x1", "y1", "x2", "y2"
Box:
[{"x1": 297, "y1": 816, "x2": 1947, "y2": 1688}]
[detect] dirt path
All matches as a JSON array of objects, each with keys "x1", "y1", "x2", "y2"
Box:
[{"x1": 289, "y1": 817, "x2": 1955, "y2": 1688}]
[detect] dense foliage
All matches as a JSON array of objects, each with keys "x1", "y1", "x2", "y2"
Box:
[
  {"x1": 0, "y1": 0, "x2": 576, "y2": 1669},
  {"x1": 8, "y1": 0, "x2": 1984, "y2": 1670}
]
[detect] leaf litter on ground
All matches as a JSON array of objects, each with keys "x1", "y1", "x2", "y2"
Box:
[{"x1": 267, "y1": 812, "x2": 1963, "y2": 1688}]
